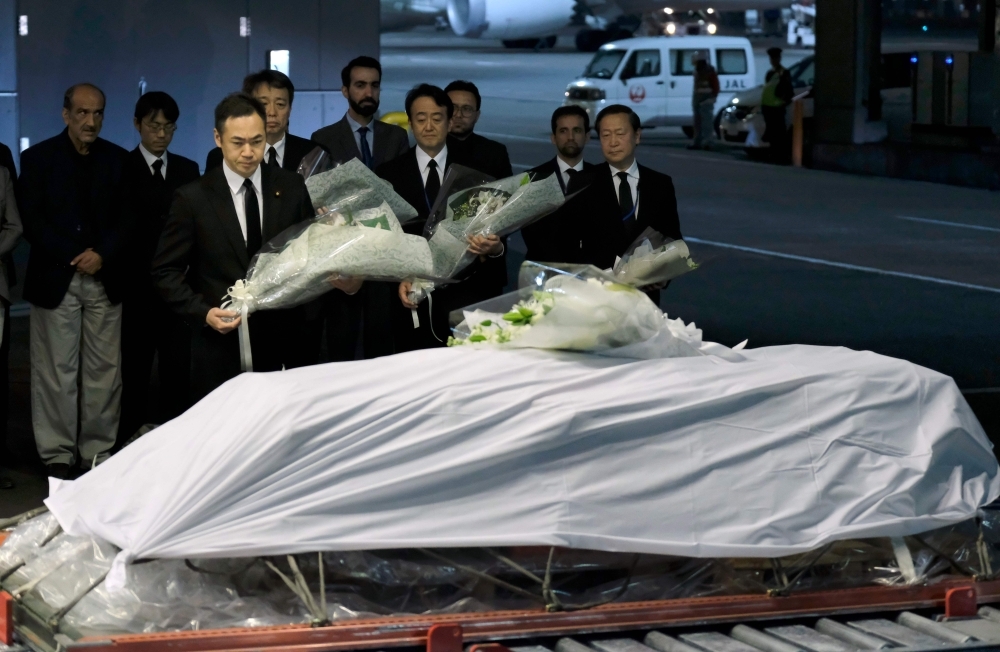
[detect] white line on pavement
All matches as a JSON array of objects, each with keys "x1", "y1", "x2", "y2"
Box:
[
  {"x1": 685, "y1": 237, "x2": 1000, "y2": 294},
  {"x1": 897, "y1": 215, "x2": 1000, "y2": 233}
]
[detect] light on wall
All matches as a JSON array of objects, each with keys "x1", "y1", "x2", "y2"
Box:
[{"x1": 269, "y1": 50, "x2": 290, "y2": 76}]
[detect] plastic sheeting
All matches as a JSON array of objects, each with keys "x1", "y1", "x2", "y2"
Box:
[{"x1": 43, "y1": 339, "x2": 998, "y2": 591}]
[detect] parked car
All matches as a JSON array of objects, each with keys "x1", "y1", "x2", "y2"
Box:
[{"x1": 564, "y1": 36, "x2": 756, "y2": 134}]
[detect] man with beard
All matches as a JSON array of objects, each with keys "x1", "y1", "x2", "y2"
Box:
[
  {"x1": 206, "y1": 70, "x2": 318, "y2": 174},
  {"x1": 521, "y1": 105, "x2": 598, "y2": 265},
  {"x1": 309, "y1": 57, "x2": 409, "y2": 362},
  {"x1": 444, "y1": 80, "x2": 512, "y2": 181}
]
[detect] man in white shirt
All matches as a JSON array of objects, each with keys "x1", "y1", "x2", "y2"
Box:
[
  {"x1": 522, "y1": 105, "x2": 598, "y2": 263},
  {"x1": 152, "y1": 93, "x2": 315, "y2": 400},
  {"x1": 119, "y1": 92, "x2": 200, "y2": 446}
]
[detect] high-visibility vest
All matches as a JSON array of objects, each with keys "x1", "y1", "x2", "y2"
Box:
[{"x1": 762, "y1": 67, "x2": 788, "y2": 107}]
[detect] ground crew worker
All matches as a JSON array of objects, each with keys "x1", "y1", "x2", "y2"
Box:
[
  {"x1": 761, "y1": 47, "x2": 794, "y2": 163},
  {"x1": 689, "y1": 51, "x2": 719, "y2": 150}
]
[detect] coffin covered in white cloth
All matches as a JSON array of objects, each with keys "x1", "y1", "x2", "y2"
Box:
[{"x1": 45, "y1": 343, "x2": 998, "y2": 590}]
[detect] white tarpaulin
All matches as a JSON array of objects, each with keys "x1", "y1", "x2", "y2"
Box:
[{"x1": 45, "y1": 344, "x2": 998, "y2": 591}]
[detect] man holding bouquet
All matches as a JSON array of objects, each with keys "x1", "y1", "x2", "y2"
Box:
[
  {"x1": 583, "y1": 104, "x2": 683, "y2": 304},
  {"x1": 376, "y1": 84, "x2": 503, "y2": 352},
  {"x1": 152, "y1": 94, "x2": 314, "y2": 400}
]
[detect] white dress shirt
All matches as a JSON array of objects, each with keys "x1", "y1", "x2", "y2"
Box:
[
  {"x1": 265, "y1": 133, "x2": 286, "y2": 168},
  {"x1": 139, "y1": 143, "x2": 167, "y2": 177},
  {"x1": 346, "y1": 113, "x2": 375, "y2": 158},
  {"x1": 556, "y1": 157, "x2": 584, "y2": 193},
  {"x1": 415, "y1": 145, "x2": 448, "y2": 186},
  {"x1": 221, "y1": 162, "x2": 264, "y2": 243},
  {"x1": 609, "y1": 160, "x2": 640, "y2": 219}
]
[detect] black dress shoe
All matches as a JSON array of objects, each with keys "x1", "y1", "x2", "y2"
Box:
[{"x1": 45, "y1": 463, "x2": 72, "y2": 480}]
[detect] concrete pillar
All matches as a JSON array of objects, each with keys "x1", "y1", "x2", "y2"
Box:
[{"x1": 814, "y1": 0, "x2": 888, "y2": 144}]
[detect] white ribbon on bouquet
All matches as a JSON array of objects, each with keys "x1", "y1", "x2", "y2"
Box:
[{"x1": 222, "y1": 280, "x2": 255, "y2": 372}]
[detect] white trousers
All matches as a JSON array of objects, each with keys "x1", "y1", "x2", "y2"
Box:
[{"x1": 30, "y1": 274, "x2": 122, "y2": 466}]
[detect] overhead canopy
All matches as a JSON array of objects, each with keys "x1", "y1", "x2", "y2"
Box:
[{"x1": 45, "y1": 344, "x2": 998, "y2": 590}]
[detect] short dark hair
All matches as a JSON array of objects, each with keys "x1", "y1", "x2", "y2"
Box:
[
  {"x1": 341, "y1": 56, "x2": 382, "y2": 88},
  {"x1": 214, "y1": 93, "x2": 266, "y2": 134},
  {"x1": 550, "y1": 105, "x2": 590, "y2": 134},
  {"x1": 404, "y1": 84, "x2": 454, "y2": 120},
  {"x1": 63, "y1": 83, "x2": 106, "y2": 110},
  {"x1": 444, "y1": 80, "x2": 481, "y2": 110},
  {"x1": 134, "y1": 91, "x2": 180, "y2": 123},
  {"x1": 242, "y1": 69, "x2": 295, "y2": 104},
  {"x1": 595, "y1": 104, "x2": 641, "y2": 133}
]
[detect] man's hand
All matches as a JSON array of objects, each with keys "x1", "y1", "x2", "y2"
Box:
[
  {"x1": 398, "y1": 281, "x2": 419, "y2": 310},
  {"x1": 328, "y1": 275, "x2": 363, "y2": 295},
  {"x1": 206, "y1": 307, "x2": 241, "y2": 334},
  {"x1": 467, "y1": 234, "x2": 503, "y2": 258},
  {"x1": 70, "y1": 249, "x2": 103, "y2": 275}
]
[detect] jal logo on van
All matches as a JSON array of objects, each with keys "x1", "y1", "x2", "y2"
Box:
[
  {"x1": 629, "y1": 85, "x2": 646, "y2": 103},
  {"x1": 724, "y1": 79, "x2": 747, "y2": 89}
]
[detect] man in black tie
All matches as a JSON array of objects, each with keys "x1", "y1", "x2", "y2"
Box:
[
  {"x1": 582, "y1": 104, "x2": 683, "y2": 305},
  {"x1": 309, "y1": 56, "x2": 410, "y2": 362},
  {"x1": 205, "y1": 70, "x2": 318, "y2": 174},
  {"x1": 522, "y1": 105, "x2": 599, "y2": 264},
  {"x1": 376, "y1": 84, "x2": 503, "y2": 352},
  {"x1": 152, "y1": 94, "x2": 314, "y2": 400},
  {"x1": 118, "y1": 92, "x2": 200, "y2": 444}
]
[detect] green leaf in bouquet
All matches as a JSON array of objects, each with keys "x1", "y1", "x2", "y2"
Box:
[
  {"x1": 519, "y1": 173, "x2": 531, "y2": 186},
  {"x1": 469, "y1": 334, "x2": 487, "y2": 342},
  {"x1": 480, "y1": 319, "x2": 493, "y2": 327},
  {"x1": 357, "y1": 214, "x2": 391, "y2": 231}
]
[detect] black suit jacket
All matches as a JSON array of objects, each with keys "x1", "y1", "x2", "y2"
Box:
[
  {"x1": 521, "y1": 158, "x2": 599, "y2": 265},
  {"x1": 205, "y1": 133, "x2": 318, "y2": 175},
  {"x1": 151, "y1": 164, "x2": 314, "y2": 327},
  {"x1": 580, "y1": 163, "x2": 683, "y2": 271},
  {"x1": 17, "y1": 130, "x2": 128, "y2": 308},
  {"x1": 0, "y1": 142, "x2": 15, "y2": 181},
  {"x1": 311, "y1": 117, "x2": 409, "y2": 169},
  {"x1": 446, "y1": 132, "x2": 512, "y2": 181},
  {"x1": 0, "y1": 142, "x2": 18, "y2": 289},
  {"x1": 121, "y1": 148, "x2": 200, "y2": 301}
]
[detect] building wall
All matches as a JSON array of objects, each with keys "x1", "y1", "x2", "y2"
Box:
[{"x1": 3, "y1": 0, "x2": 378, "y2": 170}]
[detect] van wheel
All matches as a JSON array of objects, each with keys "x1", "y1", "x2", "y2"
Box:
[{"x1": 682, "y1": 126, "x2": 695, "y2": 138}]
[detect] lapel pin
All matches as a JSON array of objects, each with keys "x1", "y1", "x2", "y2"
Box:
[{"x1": 275, "y1": 190, "x2": 281, "y2": 197}]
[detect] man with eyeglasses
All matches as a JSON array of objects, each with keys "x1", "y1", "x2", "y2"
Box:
[
  {"x1": 444, "y1": 80, "x2": 511, "y2": 298},
  {"x1": 118, "y1": 92, "x2": 200, "y2": 447},
  {"x1": 17, "y1": 83, "x2": 128, "y2": 479}
]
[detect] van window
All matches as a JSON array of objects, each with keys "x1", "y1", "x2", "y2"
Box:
[
  {"x1": 621, "y1": 49, "x2": 661, "y2": 80},
  {"x1": 669, "y1": 49, "x2": 702, "y2": 76},
  {"x1": 584, "y1": 50, "x2": 626, "y2": 79},
  {"x1": 789, "y1": 56, "x2": 815, "y2": 88},
  {"x1": 717, "y1": 49, "x2": 748, "y2": 75}
]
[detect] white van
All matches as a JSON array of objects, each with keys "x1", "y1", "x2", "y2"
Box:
[{"x1": 564, "y1": 36, "x2": 756, "y2": 133}]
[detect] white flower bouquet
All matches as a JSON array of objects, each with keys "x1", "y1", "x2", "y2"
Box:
[
  {"x1": 448, "y1": 262, "x2": 740, "y2": 360},
  {"x1": 612, "y1": 227, "x2": 698, "y2": 288},
  {"x1": 407, "y1": 165, "x2": 567, "y2": 305},
  {"x1": 305, "y1": 158, "x2": 419, "y2": 223},
  {"x1": 227, "y1": 202, "x2": 436, "y2": 315},
  {"x1": 448, "y1": 262, "x2": 668, "y2": 352}
]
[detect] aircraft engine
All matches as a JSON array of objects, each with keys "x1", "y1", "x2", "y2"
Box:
[{"x1": 447, "y1": 0, "x2": 575, "y2": 39}]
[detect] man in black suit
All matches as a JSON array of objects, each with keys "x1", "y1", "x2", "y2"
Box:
[
  {"x1": 118, "y1": 92, "x2": 200, "y2": 445},
  {"x1": 522, "y1": 105, "x2": 599, "y2": 265},
  {"x1": 376, "y1": 84, "x2": 504, "y2": 352},
  {"x1": 310, "y1": 56, "x2": 410, "y2": 362},
  {"x1": 444, "y1": 80, "x2": 512, "y2": 180},
  {"x1": 152, "y1": 94, "x2": 314, "y2": 401},
  {"x1": 0, "y1": 140, "x2": 20, "y2": 490},
  {"x1": 17, "y1": 83, "x2": 128, "y2": 478},
  {"x1": 584, "y1": 104, "x2": 683, "y2": 304},
  {"x1": 205, "y1": 70, "x2": 318, "y2": 174},
  {"x1": 445, "y1": 80, "x2": 512, "y2": 294}
]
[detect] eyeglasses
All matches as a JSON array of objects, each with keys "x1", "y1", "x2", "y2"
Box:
[
  {"x1": 453, "y1": 105, "x2": 478, "y2": 117},
  {"x1": 143, "y1": 121, "x2": 177, "y2": 135}
]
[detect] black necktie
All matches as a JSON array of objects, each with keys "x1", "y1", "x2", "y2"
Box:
[
  {"x1": 243, "y1": 177, "x2": 262, "y2": 257},
  {"x1": 563, "y1": 168, "x2": 578, "y2": 194},
  {"x1": 358, "y1": 127, "x2": 373, "y2": 169},
  {"x1": 425, "y1": 159, "x2": 440, "y2": 209},
  {"x1": 151, "y1": 158, "x2": 165, "y2": 183},
  {"x1": 267, "y1": 146, "x2": 278, "y2": 168},
  {"x1": 618, "y1": 171, "x2": 635, "y2": 229}
]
